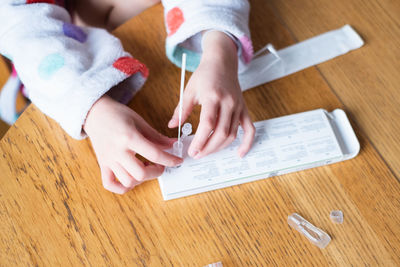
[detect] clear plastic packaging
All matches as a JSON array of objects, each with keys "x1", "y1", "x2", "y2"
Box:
[
  {"x1": 204, "y1": 262, "x2": 223, "y2": 267},
  {"x1": 288, "y1": 213, "x2": 331, "y2": 249}
]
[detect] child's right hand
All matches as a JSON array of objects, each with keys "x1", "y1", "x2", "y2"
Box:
[{"x1": 84, "y1": 95, "x2": 183, "y2": 194}]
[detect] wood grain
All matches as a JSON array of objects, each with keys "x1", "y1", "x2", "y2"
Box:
[
  {"x1": 1, "y1": 1, "x2": 400, "y2": 265},
  {"x1": 267, "y1": 0, "x2": 400, "y2": 180}
]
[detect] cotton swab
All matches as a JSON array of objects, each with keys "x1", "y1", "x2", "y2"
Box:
[
  {"x1": 178, "y1": 53, "x2": 187, "y2": 144},
  {"x1": 172, "y1": 53, "x2": 187, "y2": 158}
]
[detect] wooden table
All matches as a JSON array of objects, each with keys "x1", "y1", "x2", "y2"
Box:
[{"x1": 1, "y1": 1, "x2": 400, "y2": 265}]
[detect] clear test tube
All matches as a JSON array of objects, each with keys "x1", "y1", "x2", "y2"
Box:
[{"x1": 172, "y1": 123, "x2": 192, "y2": 158}]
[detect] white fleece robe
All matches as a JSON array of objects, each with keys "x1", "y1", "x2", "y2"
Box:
[{"x1": 0, "y1": 0, "x2": 253, "y2": 139}]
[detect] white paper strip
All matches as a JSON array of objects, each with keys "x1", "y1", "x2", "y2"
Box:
[{"x1": 239, "y1": 25, "x2": 364, "y2": 91}]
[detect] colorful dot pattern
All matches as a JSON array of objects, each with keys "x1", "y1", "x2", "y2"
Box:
[
  {"x1": 113, "y1": 57, "x2": 149, "y2": 78},
  {"x1": 26, "y1": 0, "x2": 55, "y2": 4},
  {"x1": 172, "y1": 46, "x2": 201, "y2": 72},
  {"x1": 11, "y1": 65, "x2": 18, "y2": 77},
  {"x1": 63, "y1": 23, "x2": 87, "y2": 43},
  {"x1": 23, "y1": 0, "x2": 149, "y2": 84},
  {"x1": 166, "y1": 7, "x2": 184, "y2": 36},
  {"x1": 20, "y1": 0, "x2": 149, "y2": 104},
  {"x1": 239, "y1": 35, "x2": 253, "y2": 64},
  {"x1": 38, "y1": 53, "x2": 64, "y2": 80}
]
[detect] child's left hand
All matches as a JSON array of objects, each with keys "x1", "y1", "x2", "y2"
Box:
[{"x1": 168, "y1": 31, "x2": 255, "y2": 159}]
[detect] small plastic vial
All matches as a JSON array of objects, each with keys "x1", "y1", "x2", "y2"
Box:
[
  {"x1": 172, "y1": 141, "x2": 183, "y2": 158},
  {"x1": 288, "y1": 213, "x2": 331, "y2": 249},
  {"x1": 172, "y1": 123, "x2": 192, "y2": 158},
  {"x1": 330, "y1": 210, "x2": 344, "y2": 224}
]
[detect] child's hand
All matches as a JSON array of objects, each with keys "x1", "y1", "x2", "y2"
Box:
[
  {"x1": 84, "y1": 95, "x2": 183, "y2": 194},
  {"x1": 168, "y1": 31, "x2": 255, "y2": 159}
]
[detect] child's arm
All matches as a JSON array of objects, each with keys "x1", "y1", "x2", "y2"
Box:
[
  {"x1": 0, "y1": 1, "x2": 182, "y2": 194},
  {"x1": 0, "y1": 1, "x2": 145, "y2": 139},
  {"x1": 162, "y1": 0, "x2": 256, "y2": 159}
]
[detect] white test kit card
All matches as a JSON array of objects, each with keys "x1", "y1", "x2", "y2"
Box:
[{"x1": 158, "y1": 109, "x2": 360, "y2": 200}]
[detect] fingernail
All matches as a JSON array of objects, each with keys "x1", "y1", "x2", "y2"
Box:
[
  {"x1": 168, "y1": 119, "x2": 175, "y2": 128},
  {"x1": 189, "y1": 150, "x2": 199, "y2": 158},
  {"x1": 238, "y1": 150, "x2": 245, "y2": 158},
  {"x1": 194, "y1": 153, "x2": 202, "y2": 159}
]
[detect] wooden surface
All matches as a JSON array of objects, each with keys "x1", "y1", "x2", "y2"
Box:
[
  {"x1": 1, "y1": 0, "x2": 400, "y2": 265},
  {"x1": 267, "y1": 0, "x2": 400, "y2": 182},
  {"x1": 0, "y1": 116, "x2": 9, "y2": 138}
]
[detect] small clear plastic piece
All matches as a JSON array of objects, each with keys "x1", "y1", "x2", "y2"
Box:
[
  {"x1": 204, "y1": 262, "x2": 223, "y2": 267},
  {"x1": 251, "y1": 43, "x2": 285, "y2": 76},
  {"x1": 181, "y1": 123, "x2": 192, "y2": 138},
  {"x1": 287, "y1": 213, "x2": 331, "y2": 249},
  {"x1": 330, "y1": 210, "x2": 344, "y2": 224},
  {"x1": 253, "y1": 43, "x2": 280, "y2": 59},
  {"x1": 172, "y1": 123, "x2": 192, "y2": 158},
  {"x1": 172, "y1": 141, "x2": 183, "y2": 158},
  {"x1": 266, "y1": 43, "x2": 280, "y2": 59}
]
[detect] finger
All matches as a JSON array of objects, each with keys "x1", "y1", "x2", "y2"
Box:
[
  {"x1": 100, "y1": 167, "x2": 129, "y2": 194},
  {"x1": 168, "y1": 92, "x2": 195, "y2": 128},
  {"x1": 218, "y1": 109, "x2": 241, "y2": 151},
  {"x1": 134, "y1": 115, "x2": 175, "y2": 148},
  {"x1": 111, "y1": 163, "x2": 139, "y2": 188},
  {"x1": 129, "y1": 133, "x2": 183, "y2": 167},
  {"x1": 194, "y1": 105, "x2": 233, "y2": 158},
  {"x1": 237, "y1": 109, "x2": 256, "y2": 158},
  {"x1": 137, "y1": 120, "x2": 176, "y2": 149},
  {"x1": 121, "y1": 151, "x2": 165, "y2": 181},
  {"x1": 188, "y1": 102, "x2": 219, "y2": 157}
]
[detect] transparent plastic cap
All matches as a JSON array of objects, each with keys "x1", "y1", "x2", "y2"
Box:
[
  {"x1": 182, "y1": 123, "x2": 192, "y2": 137},
  {"x1": 330, "y1": 210, "x2": 344, "y2": 224}
]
